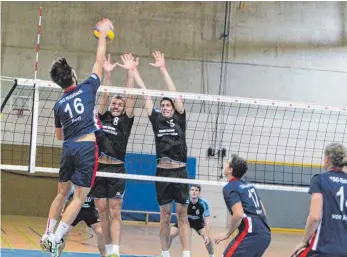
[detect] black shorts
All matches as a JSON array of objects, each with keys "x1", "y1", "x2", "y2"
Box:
[
  {"x1": 59, "y1": 141, "x2": 98, "y2": 188},
  {"x1": 174, "y1": 220, "x2": 205, "y2": 234},
  {"x1": 71, "y1": 208, "x2": 100, "y2": 227},
  {"x1": 155, "y1": 167, "x2": 189, "y2": 206},
  {"x1": 90, "y1": 163, "x2": 126, "y2": 199}
]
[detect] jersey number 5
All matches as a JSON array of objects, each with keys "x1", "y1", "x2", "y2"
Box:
[
  {"x1": 64, "y1": 98, "x2": 85, "y2": 118},
  {"x1": 248, "y1": 188, "x2": 260, "y2": 208},
  {"x1": 336, "y1": 186, "x2": 347, "y2": 212}
]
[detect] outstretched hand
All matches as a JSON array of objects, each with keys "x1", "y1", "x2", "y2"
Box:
[
  {"x1": 149, "y1": 51, "x2": 165, "y2": 68},
  {"x1": 97, "y1": 18, "x2": 113, "y2": 35},
  {"x1": 117, "y1": 53, "x2": 136, "y2": 70},
  {"x1": 103, "y1": 54, "x2": 117, "y2": 73}
]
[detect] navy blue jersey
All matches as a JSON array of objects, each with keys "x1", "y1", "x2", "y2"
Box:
[
  {"x1": 54, "y1": 74, "x2": 101, "y2": 141},
  {"x1": 308, "y1": 170, "x2": 347, "y2": 255},
  {"x1": 149, "y1": 109, "x2": 187, "y2": 163},
  {"x1": 223, "y1": 178, "x2": 269, "y2": 232},
  {"x1": 67, "y1": 185, "x2": 95, "y2": 209},
  {"x1": 97, "y1": 111, "x2": 134, "y2": 162},
  {"x1": 188, "y1": 198, "x2": 210, "y2": 224}
]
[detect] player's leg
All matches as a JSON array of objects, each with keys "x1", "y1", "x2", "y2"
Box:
[
  {"x1": 51, "y1": 142, "x2": 98, "y2": 257},
  {"x1": 44, "y1": 182, "x2": 72, "y2": 235},
  {"x1": 197, "y1": 227, "x2": 214, "y2": 257},
  {"x1": 40, "y1": 144, "x2": 73, "y2": 252},
  {"x1": 156, "y1": 168, "x2": 175, "y2": 257},
  {"x1": 86, "y1": 210, "x2": 106, "y2": 257},
  {"x1": 175, "y1": 202, "x2": 190, "y2": 257},
  {"x1": 59, "y1": 215, "x2": 81, "y2": 255},
  {"x1": 107, "y1": 164, "x2": 126, "y2": 257},
  {"x1": 160, "y1": 203, "x2": 173, "y2": 255},
  {"x1": 174, "y1": 167, "x2": 190, "y2": 257},
  {"x1": 90, "y1": 223, "x2": 106, "y2": 257},
  {"x1": 168, "y1": 223, "x2": 179, "y2": 249},
  {"x1": 55, "y1": 185, "x2": 91, "y2": 238},
  {"x1": 91, "y1": 163, "x2": 113, "y2": 256},
  {"x1": 94, "y1": 198, "x2": 112, "y2": 256},
  {"x1": 108, "y1": 198, "x2": 122, "y2": 256}
]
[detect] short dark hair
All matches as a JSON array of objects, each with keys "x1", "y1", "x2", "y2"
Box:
[
  {"x1": 229, "y1": 154, "x2": 248, "y2": 179},
  {"x1": 160, "y1": 97, "x2": 175, "y2": 109},
  {"x1": 111, "y1": 94, "x2": 126, "y2": 102},
  {"x1": 49, "y1": 57, "x2": 75, "y2": 89},
  {"x1": 190, "y1": 184, "x2": 201, "y2": 191}
]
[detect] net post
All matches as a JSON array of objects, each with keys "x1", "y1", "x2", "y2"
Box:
[
  {"x1": 1, "y1": 79, "x2": 18, "y2": 113},
  {"x1": 28, "y1": 81, "x2": 40, "y2": 173}
]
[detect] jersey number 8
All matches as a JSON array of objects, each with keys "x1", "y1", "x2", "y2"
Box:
[{"x1": 64, "y1": 98, "x2": 85, "y2": 118}]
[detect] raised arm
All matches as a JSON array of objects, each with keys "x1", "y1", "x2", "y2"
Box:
[
  {"x1": 149, "y1": 51, "x2": 184, "y2": 114},
  {"x1": 116, "y1": 54, "x2": 135, "y2": 118},
  {"x1": 131, "y1": 57, "x2": 154, "y2": 116},
  {"x1": 98, "y1": 54, "x2": 117, "y2": 115},
  {"x1": 92, "y1": 18, "x2": 113, "y2": 80}
]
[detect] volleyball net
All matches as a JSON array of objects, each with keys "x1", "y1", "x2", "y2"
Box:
[{"x1": 1, "y1": 76, "x2": 347, "y2": 194}]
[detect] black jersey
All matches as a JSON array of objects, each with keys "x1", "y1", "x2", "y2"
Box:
[
  {"x1": 188, "y1": 198, "x2": 210, "y2": 224},
  {"x1": 149, "y1": 109, "x2": 187, "y2": 163},
  {"x1": 97, "y1": 111, "x2": 134, "y2": 162}
]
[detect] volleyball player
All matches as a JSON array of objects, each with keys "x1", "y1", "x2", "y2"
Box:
[
  {"x1": 215, "y1": 154, "x2": 271, "y2": 257},
  {"x1": 90, "y1": 53, "x2": 135, "y2": 257},
  {"x1": 169, "y1": 185, "x2": 215, "y2": 257},
  {"x1": 40, "y1": 18, "x2": 112, "y2": 257},
  {"x1": 291, "y1": 143, "x2": 347, "y2": 257},
  {"x1": 132, "y1": 51, "x2": 191, "y2": 257},
  {"x1": 61, "y1": 185, "x2": 106, "y2": 257}
]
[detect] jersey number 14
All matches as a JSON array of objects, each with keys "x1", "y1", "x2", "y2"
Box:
[
  {"x1": 64, "y1": 98, "x2": 85, "y2": 118},
  {"x1": 336, "y1": 186, "x2": 347, "y2": 212}
]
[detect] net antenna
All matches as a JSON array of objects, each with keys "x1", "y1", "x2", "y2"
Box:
[{"x1": 29, "y1": 6, "x2": 43, "y2": 174}]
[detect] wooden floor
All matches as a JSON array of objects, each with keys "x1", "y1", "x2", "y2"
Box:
[{"x1": 1, "y1": 215, "x2": 302, "y2": 256}]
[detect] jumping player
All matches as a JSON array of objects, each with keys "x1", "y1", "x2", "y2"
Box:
[
  {"x1": 215, "y1": 154, "x2": 271, "y2": 257},
  {"x1": 291, "y1": 142, "x2": 347, "y2": 257},
  {"x1": 169, "y1": 185, "x2": 214, "y2": 257},
  {"x1": 132, "y1": 51, "x2": 191, "y2": 257},
  {"x1": 91, "y1": 53, "x2": 135, "y2": 257},
  {"x1": 61, "y1": 186, "x2": 106, "y2": 257},
  {"x1": 40, "y1": 18, "x2": 112, "y2": 257}
]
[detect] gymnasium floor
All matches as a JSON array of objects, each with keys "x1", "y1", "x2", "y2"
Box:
[{"x1": 1, "y1": 215, "x2": 302, "y2": 257}]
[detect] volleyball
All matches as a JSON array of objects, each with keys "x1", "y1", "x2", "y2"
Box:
[{"x1": 93, "y1": 19, "x2": 115, "y2": 41}]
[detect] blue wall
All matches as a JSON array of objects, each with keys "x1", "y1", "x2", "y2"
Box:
[{"x1": 121, "y1": 153, "x2": 196, "y2": 222}]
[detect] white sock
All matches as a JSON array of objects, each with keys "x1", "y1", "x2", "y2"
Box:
[
  {"x1": 162, "y1": 250, "x2": 170, "y2": 257},
  {"x1": 183, "y1": 250, "x2": 191, "y2": 257},
  {"x1": 45, "y1": 218, "x2": 57, "y2": 234},
  {"x1": 113, "y1": 244, "x2": 120, "y2": 255},
  {"x1": 210, "y1": 255, "x2": 215, "y2": 257},
  {"x1": 54, "y1": 221, "x2": 70, "y2": 242},
  {"x1": 106, "y1": 244, "x2": 113, "y2": 255}
]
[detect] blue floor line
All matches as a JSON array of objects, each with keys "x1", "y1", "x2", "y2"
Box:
[{"x1": 1, "y1": 248, "x2": 154, "y2": 257}]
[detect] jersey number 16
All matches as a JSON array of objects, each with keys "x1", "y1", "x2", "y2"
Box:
[{"x1": 64, "y1": 98, "x2": 85, "y2": 118}]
